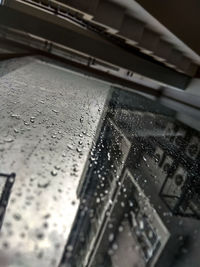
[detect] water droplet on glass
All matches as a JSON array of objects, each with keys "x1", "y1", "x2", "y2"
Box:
[
  {"x1": 108, "y1": 233, "x2": 114, "y2": 242},
  {"x1": 112, "y1": 243, "x2": 118, "y2": 250},
  {"x1": 118, "y1": 226, "x2": 124, "y2": 232},
  {"x1": 13, "y1": 213, "x2": 21, "y2": 221},
  {"x1": 67, "y1": 245, "x2": 73, "y2": 252},
  {"x1": 4, "y1": 137, "x2": 14, "y2": 143},
  {"x1": 148, "y1": 230, "x2": 153, "y2": 239},
  {"x1": 67, "y1": 144, "x2": 73, "y2": 150},
  {"x1": 14, "y1": 128, "x2": 19, "y2": 134},
  {"x1": 9, "y1": 177, "x2": 14, "y2": 183},
  {"x1": 51, "y1": 170, "x2": 57, "y2": 176},
  {"x1": 76, "y1": 147, "x2": 82, "y2": 153},
  {"x1": 143, "y1": 156, "x2": 147, "y2": 162},
  {"x1": 36, "y1": 232, "x2": 44, "y2": 240},
  {"x1": 96, "y1": 198, "x2": 100, "y2": 203},
  {"x1": 52, "y1": 109, "x2": 59, "y2": 114},
  {"x1": 54, "y1": 165, "x2": 60, "y2": 171},
  {"x1": 30, "y1": 117, "x2": 35, "y2": 123},
  {"x1": 11, "y1": 114, "x2": 20, "y2": 119},
  {"x1": 24, "y1": 121, "x2": 30, "y2": 126},
  {"x1": 37, "y1": 181, "x2": 50, "y2": 188}
]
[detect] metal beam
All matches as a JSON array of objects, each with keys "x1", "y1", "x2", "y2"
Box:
[
  {"x1": 0, "y1": 52, "x2": 33, "y2": 60},
  {"x1": 0, "y1": 6, "x2": 191, "y2": 89},
  {"x1": 0, "y1": 37, "x2": 160, "y2": 97},
  {"x1": 161, "y1": 86, "x2": 200, "y2": 110}
]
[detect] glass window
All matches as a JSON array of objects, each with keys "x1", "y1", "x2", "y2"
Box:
[{"x1": 0, "y1": 57, "x2": 200, "y2": 267}]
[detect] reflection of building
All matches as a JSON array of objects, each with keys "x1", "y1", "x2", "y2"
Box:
[
  {"x1": 0, "y1": 172, "x2": 15, "y2": 230},
  {"x1": 60, "y1": 89, "x2": 200, "y2": 267}
]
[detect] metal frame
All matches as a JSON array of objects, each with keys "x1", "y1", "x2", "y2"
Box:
[{"x1": 0, "y1": 4, "x2": 191, "y2": 89}]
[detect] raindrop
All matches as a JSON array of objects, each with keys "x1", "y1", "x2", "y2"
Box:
[
  {"x1": 118, "y1": 226, "x2": 124, "y2": 232},
  {"x1": 2, "y1": 242, "x2": 9, "y2": 249},
  {"x1": 24, "y1": 121, "x2": 30, "y2": 126},
  {"x1": 13, "y1": 213, "x2": 21, "y2": 221},
  {"x1": 43, "y1": 214, "x2": 50, "y2": 219},
  {"x1": 76, "y1": 147, "x2": 82, "y2": 153},
  {"x1": 96, "y1": 198, "x2": 100, "y2": 203},
  {"x1": 67, "y1": 144, "x2": 73, "y2": 150},
  {"x1": 112, "y1": 243, "x2": 118, "y2": 250},
  {"x1": 36, "y1": 232, "x2": 44, "y2": 240},
  {"x1": 67, "y1": 245, "x2": 73, "y2": 252},
  {"x1": 20, "y1": 233, "x2": 26, "y2": 239},
  {"x1": 14, "y1": 128, "x2": 19, "y2": 134},
  {"x1": 43, "y1": 222, "x2": 48, "y2": 229},
  {"x1": 108, "y1": 249, "x2": 113, "y2": 256},
  {"x1": 38, "y1": 181, "x2": 50, "y2": 188},
  {"x1": 4, "y1": 137, "x2": 14, "y2": 143},
  {"x1": 54, "y1": 165, "x2": 60, "y2": 171},
  {"x1": 11, "y1": 114, "x2": 20, "y2": 119},
  {"x1": 37, "y1": 251, "x2": 43, "y2": 259},
  {"x1": 90, "y1": 156, "x2": 95, "y2": 161},
  {"x1": 108, "y1": 233, "x2": 114, "y2": 242},
  {"x1": 73, "y1": 165, "x2": 78, "y2": 173},
  {"x1": 30, "y1": 117, "x2": 35, "y2": 123},
  {"x1": 121, "y1": 202, "x2": 125, "y2": 208},
  {"x1": 9, "y1": 177, "x2": 14, "y2": 183},
  {"x1": 139, "y1": 220, "x2": 144, "y2": 230},
  {"x1": 51, "y1": 170, "x2": 57, "y2": 176},
  {"x1": 52, "y1": 109, "x2": 59, "y2": 114},
  {"x1": 143, "y1": 156, "x2": 147, "y2": 162},
  {"x1": 148, "y1": 230, "x2": 153, "y2": 239}
]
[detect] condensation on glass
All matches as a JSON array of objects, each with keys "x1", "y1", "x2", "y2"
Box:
[{"x1": 0, "y1": 57, "x2": 199, "y2": 267}]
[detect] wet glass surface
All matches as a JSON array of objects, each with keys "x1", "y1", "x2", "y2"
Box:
[{"x1": 0, "y1": 57, "x2": 200, "y2": 267}]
